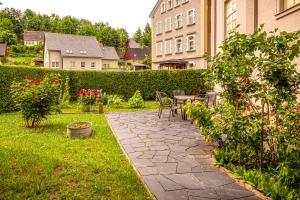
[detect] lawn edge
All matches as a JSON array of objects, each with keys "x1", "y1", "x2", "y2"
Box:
[
  {"x1": 210, "y1": 157, "x2": 271, "y2": 200},
  {"x1": 104, "y1": 112, "x2": 156, "y2": 200}
]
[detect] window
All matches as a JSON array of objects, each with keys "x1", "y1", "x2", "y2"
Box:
[
  {"x1": 167, "y1": 0, "x2": 173, "y2": 10},
  {"x1": 66, "y1": 49, "x2": 73, "y2": 54},
  {"x1": 156, "y1": 21, "x2": 163, "y2": 35},
  {"x1": 51, "y1": 62, "x2": 59, "y2": 68},
  {"x1": 175, "y1": 37, "x2": 183, "y2": 53},
  {"x1": 188, "y1": 62, "x2": 195, "y2": 68},
  {"x1": 283, "y1": 0, "x2": 300, "y2": 10},
  {"x1": 175, "y1": 14, "x2": 183, "y2": 29},
  {"x1": 182, "y1": 0, "x2": 189, "y2": 4},
  {"x1": 165, "y1": 39, "x2": 172, "y2": 55},
  {"x1": 70, "y1": 61, "x2": 75, "y2": 69},
  {"x1": 156, "y1": 42, "x2": 163, "y2": 56},
  {"x1": 103, "y1": 63, "x2": 110, "y2": 69},
  {"x1": 165, "y1": 17, "x2": 172, "y2": 32},
  {"x1": 80, "y1": 50, "x2": 87, "y2": 54},
  {"x1": 91, "y1": 62, "x2": 96, "y2": 68},
  {"x1": 226, "y1": 0, "x2": 237, "y2": 35},
  {"x1": 161, "y1": 2, "x2": 166, "y2": 13},
  {"x1": 187, "y1": 9, "x2": 195, "y2": 25},
  {"x1": 187, "y1": 35, "x2": 196, "y2": 51},
  {"x1": 81, "y1": 62, "x2": 86, "y2": 68},
  {"x1": 174, "y1": 0, "x2": 181, "y2": 7}
]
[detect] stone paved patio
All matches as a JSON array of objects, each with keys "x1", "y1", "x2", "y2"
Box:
[{"x1": 106, "y1": 111, "x2": 260, "y2": 200}]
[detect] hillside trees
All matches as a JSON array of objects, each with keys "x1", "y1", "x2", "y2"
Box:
[{"x1": 0, "y1": 8, "x2": 129, "y2": 48}]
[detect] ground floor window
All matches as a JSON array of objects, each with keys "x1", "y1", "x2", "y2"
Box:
[
  {"x1": 51, "y1": 61, "x2": 59, "y2": 68},
  {"x1": 284, "y1": 0, "x2": 300, "y2": 10},
  {"x1": 81, "y1": 62, "x2": 85, "y2": 68},
  {"x1": 91, "y1": 62, "x2": 96, "y2": 68}
]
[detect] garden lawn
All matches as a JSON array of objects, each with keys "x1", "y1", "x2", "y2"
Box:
[{"x1": 0, "y1": 104, "x2": 157, "y2": 199}]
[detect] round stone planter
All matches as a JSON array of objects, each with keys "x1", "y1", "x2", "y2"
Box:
[{"x1": 67, "y1": 122, "x2": 92, "y2": 138}]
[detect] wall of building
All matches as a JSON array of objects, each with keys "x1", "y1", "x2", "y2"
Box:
[
  {"x1": 211, "y1": 0, "x2": 300, "y2": 70},
  {"x1": 151, "y1": 0, "x2": 208, "y2": 69},
  {"x1": 44, "y1": 50, "x2": 62, "y2": 69},
  {"x1": 63, "y1": 57, "x2": 103, "y2": 70},
  {"x1": 24, "y1": 40, "x2": 44, "y2": 47},
  {"x1": 102, "y1": 59, "x2": 119, "y2": 70}
]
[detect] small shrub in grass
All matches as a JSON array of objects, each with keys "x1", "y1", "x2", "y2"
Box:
[
  {"x1": 10, "y1": 74, "x2": 61, "y2": 128},
  {"x1": 107, "y1": 95, "x2": 124, "y2": 108},
  {"x1": 128, "y1": 90, "x2": 144, "y2": 108}
]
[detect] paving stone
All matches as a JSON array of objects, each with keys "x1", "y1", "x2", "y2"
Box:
[
  {"x1": 156, "y1": 163, "x2": 177, "y2": 175},
  {"x1": 194, "y1": 172, "x2": 235, "y2": 187},
  {"x1": 164, "y1": 174, "x2": 206, "y2": 190},
  {"x1": 215, "y1": 188, "x2": 257, "y2": 200},
  {"x1": 137, "y1": 166, "x2": 158, "y2": 176},
  {"x1": 155, "y1": 175, "x2": 184, "y2": 191},
  {"x1": 152, "y1": 155, "x2": 168, "y2": 163},
  {"x1": 188, "y1": 189, "x2": 219, "y2": 199},
  {"x1": 106, "y1": 111, "x2": 260, "y2": 200}
]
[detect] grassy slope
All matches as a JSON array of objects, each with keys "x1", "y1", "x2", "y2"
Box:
[{"x1": 0, "y1": 102, "x2": 158, "y2": 200}]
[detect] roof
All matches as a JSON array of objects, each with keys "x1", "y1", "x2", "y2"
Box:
[
  {"x1": 126, "y1": 48, "x2": 151, "y2": 61},
  {"x1": 149, "y1": 0, "x2": 161, "y2": 18},
  {"x1": 133, "y1": 62, "x2": 147, "y2": 67},
  {"x1": 155, "y1": 59, "x2": 189, "y2": 65},
  {"x1": 101, "y1": 46, "x2": 120, "y2": 60},
  {"x1": 45, "y1": 32, "x2": 103, "y2": 58},
  {"x1": 0, "y1": 43, "x2": 7, "y2": 57},
  {"x1": 127, "y1": 38, "x2": 142, "y2": 48},
  {"x1": 24, "y1": 31, "x2": 45, "y2": 41},
  {"x1": 116, "y1": 48, "x2": 124, "y2": 59}
]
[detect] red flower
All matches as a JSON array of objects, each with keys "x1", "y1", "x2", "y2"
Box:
[{"x1": 19, "y1": 88, "x2": 24, "y2": 91}]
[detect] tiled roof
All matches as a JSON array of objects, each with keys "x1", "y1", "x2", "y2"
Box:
[
  {"x1": 101, "y1": 46, "x2": 120, "y2": 60},
  {"x1": 24, "y1": 31, "x2": 45, "y2": 41},
  {"x1": 0, "y1": 43, "x2": 7, "y2": 57},
  {"x1": 45, "y1": 32, "x2": 103, "y2": 58},
  {"x1": 127, "y1": 48, "x2": 151, "y2": 61}
]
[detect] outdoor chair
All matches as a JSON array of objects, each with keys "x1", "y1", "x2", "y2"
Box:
[
  {"x1": 156, "y1": 91, "x2": 180, "y2": 121},
  {"x1": 194, "y1": 91, "x2": 217, "y2": 108}
]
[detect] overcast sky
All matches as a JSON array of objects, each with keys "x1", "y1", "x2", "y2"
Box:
[{"x1": 1, "y1": 0, "x2": 158, "y2": 36}]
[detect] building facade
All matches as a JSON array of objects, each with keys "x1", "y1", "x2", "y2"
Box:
[
  {"x1": 150, "y1": 0, "x2": 209, "y2": 70},
  {"x1": 24, "y1": 31, "x2": 45, "y2": 46},
  {"x1": 209, "y1": 0, "x2": 300, "y2": 70},
  {"x1": 44, "y1": 32, "x2": 103, "y2": 70}
]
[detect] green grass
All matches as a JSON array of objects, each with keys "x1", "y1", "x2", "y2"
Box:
[{"x1": 0, "y1": 103, "x2": 158, "y2": 200}]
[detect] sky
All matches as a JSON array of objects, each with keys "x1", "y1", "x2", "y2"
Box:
[{"x1": 1, "y1": 0, "x2": 158, "y2": 36}]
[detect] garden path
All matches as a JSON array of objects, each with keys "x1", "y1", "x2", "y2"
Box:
[{"x1": 106, "y1": 111, "x2": 260, "y2": 200}]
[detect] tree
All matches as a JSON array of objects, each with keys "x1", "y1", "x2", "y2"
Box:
[
  {"x1": 116, "y1": 28, "x2": 129, "y2": 49},
  {"x1": 133, "y1": 28, "x2": 142, "y2": 44},
  {"x1": 0, "y1": 30, "x2": 17, "y2": 44},
  {"x1": 77, "y1": 19, "x2": 96, "y2": 36},
  {"x1": 141, "y1": 55, "x2": 151, "y2": 68},
  {"x1": 142, "y1": 23, "x2": 152, "y2": 48}
]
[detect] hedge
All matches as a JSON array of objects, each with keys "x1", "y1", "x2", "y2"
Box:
[{"x1": 0, "y1": 65, "x2": 212, "y2": 113}]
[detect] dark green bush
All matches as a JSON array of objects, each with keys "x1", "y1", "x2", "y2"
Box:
[{"x1": 0, "y1": 65, "x2": 212, "y2": 113}]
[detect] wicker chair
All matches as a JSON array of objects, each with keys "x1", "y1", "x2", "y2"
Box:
[{"x1": 156, "y1": 91, "x2": 180, "y2": 121}]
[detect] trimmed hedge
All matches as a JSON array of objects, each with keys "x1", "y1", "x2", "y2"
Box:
[{"x1": 0, "y1": 66, "x2": 212, "y2": 113}]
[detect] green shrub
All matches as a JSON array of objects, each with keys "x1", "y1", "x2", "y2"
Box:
[
  {"x1": 107, "y1": 95, "x2": 124, "y2": 107},
  {"x1": 0, "y1": 65, "x2": 212, "y2": 113},
  {"x1": 128, "y1": 90, "x2": 144, "y2": 108},
  {"x1": 10, "y1": 74, "x2": 61, "y2": 128}
]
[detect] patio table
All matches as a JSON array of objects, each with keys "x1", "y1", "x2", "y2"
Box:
[{"x1": 174, "y1": 95, "x2": 206, "y2": 120}]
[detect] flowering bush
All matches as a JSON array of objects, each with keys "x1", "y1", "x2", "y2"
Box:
[
  {"x1": 187, "y1": 27, "x2": 300, "y2": 199},
  {"x1": 128, "y1": 90, "x2": 144, "y2": 108},
  {"x1": 77, "y1": 89, "x2": 97, "y2": 106},
  {"x1": 11, "y1": 74, "x2": 61, "y2": 128}
]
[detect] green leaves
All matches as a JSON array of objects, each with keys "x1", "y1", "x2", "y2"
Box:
[
  {"x1": 10, "y1": 74, "x2": 61, "y2": 128},
  {"x1": 128, "y1": 90, "x2": 145, "y2": 109}
]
